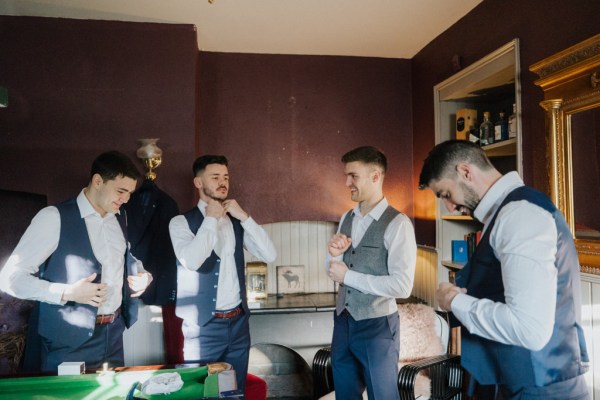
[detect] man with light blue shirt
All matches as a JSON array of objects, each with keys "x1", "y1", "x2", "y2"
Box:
[
  {"x1": 419, "y1": 140, "x2": 589, "y2": 400},
  {"x1": 169, "y1": 155, "x2": 276, "y2": 391},
  {"x1": 326, "y1": 146, "x2": 417, "y2": 400},
  {"x1": 0, "y1": 151, "x2": 153, "y2": 372}
]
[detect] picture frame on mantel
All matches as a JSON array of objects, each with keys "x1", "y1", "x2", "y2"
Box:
[
  {"x1": 276, "y1": 265, "x2": 305, "y2": 295},
  {"x1": 246, "y1": 261, "x2": 268, "y2": 300}
]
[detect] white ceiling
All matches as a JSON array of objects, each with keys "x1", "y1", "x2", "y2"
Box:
[{"x1": 0, "y1": 0, "x2": 482, "y2": 59}]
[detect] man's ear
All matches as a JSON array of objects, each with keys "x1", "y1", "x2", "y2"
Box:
[
  {"x1": 193, "y1": 176, "x2": 202, "y2": 190},
  {"x1": 371, "y1": 168, "x2": 384, "y2": 184},
  {"x1": 91, "y1": 173, "x2": 103, "y2": 188},
  {"x1": 455, "y1": 163, "x2": 472, "y2": 181}
]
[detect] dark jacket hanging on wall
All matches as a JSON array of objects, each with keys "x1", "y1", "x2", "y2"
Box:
[{"x1": 124, "y1": 179, "x2": 179, "y2": 305}]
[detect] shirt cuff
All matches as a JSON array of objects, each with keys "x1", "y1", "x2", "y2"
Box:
[
  {"x1": 201, "y1": 216, "x2": 218, "y2": 231},
  {"x1": 451, "y1": 292, "x2": 477, "y2": 326},
  {"x1": 343, "y1": 269, "x2": 359, "y2": 288},
  {"x1": 49, "y1": 282, "x2": 69, "y2": 305},
  {"x1": 240, "y1": 216, "x2": 257, "y2": 228}
]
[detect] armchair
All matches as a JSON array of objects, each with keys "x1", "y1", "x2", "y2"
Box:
[{"x1": 312, "y1": 303, "x2": 463, "y2": 400}]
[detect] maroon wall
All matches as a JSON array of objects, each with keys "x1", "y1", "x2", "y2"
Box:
[
  {"x1": 412, "y1": 0, "x2": 600, "y2": 245},
  {"x1": 0, "y1": 16, "x2": 199, "y2": 209},
  {"x1": 199, "y1": 52, "x2": 414, "y2": 223}
]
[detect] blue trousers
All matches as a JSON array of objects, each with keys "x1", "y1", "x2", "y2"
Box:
[
  {"x1": 496, "y1": 374, "x2": 589, "y2": 400},
  {"x1": 40, "y1": 313, "x2": 126, "y2": 372},
  {"x1": 182, "y1": 310, "x2": 250, "y2": 391},
  {"x1": 331, "y1": 310, "x2": 400, "y2": 400}
]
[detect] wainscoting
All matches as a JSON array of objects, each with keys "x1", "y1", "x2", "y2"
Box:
[
  {"x1": 248, "y1": 221, "x2": 337, "y2": 294},
  {"x1": 581, "y1": 273, "x2": 600, "y2": 399},
  {"x1": 124, "y1": 221, "x2": 440, "y2": 369}
]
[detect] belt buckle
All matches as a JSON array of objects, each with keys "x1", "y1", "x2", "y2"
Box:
[
  {"x1": 96, "y1": 310, "x2": 118, "y2": 325},
  {"x1": 215, "y1": 306, "x2": 241, "y2": 319}
]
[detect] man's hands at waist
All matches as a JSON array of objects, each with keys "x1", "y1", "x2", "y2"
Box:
[{"x1": 436, "y1": 282, "x2": 467, "y2": 311}]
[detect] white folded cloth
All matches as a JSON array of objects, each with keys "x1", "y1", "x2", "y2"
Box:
[{"x1": 141, "y1": 372, "x2": 184, "y2": 395}]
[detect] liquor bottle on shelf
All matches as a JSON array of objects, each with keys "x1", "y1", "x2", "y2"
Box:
[
  {"x1": 479, "y1": 111, "x2": 494, "y2": 145},
  {"x1": 508, "y1": 103, "x2": 517, "y2": 138},
  {"x1": 494, "y1": 112, "x2": 508, "y2": 142}
]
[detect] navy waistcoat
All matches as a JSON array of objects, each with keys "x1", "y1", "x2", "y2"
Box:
[
  {"x1": 175, "y1": 208, "x2": 246, "y2": 327},
  {"x1": 456, "y1": 186, "x2": 589, "y2": 388},
  {"x1": 38, "y1": 198, "x2": 139, "y2": 348}
]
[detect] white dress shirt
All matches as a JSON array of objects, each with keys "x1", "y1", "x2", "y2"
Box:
[
  {"x1": 327, "y1": 198, "x2": 417, "y2": 303},
  {"x1": 0, "y1": 190, "x2": 144, "y2": 315},
  {"x1": 451, "y1": 171, "x2": 558, "y2": 351},
  {"x1": 169, "y1": 200, "x2": 277, "y2": 311}
]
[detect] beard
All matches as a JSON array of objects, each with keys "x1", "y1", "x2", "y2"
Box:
[
  {"x1": 202, "y1": 186, "x2": 228, "y2": 202},
  {"x1": 458, "y1": 181, "x2": 480, "y2": 213}
]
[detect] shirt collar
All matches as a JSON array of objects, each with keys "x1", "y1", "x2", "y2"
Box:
[
  {"x1": 197, "y1": 199, "x2": 207, "y2": 216},
  {"x1": 76, "y1": 189, "x2": 119, "y2": 219},
  {"x1": 474, "y1": 171, "x2": 524, "y2": 226},
  {"x1": 353, "y1": 197, "x2": 389, "y2": 221}
]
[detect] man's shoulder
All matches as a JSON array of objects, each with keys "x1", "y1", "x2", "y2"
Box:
[
  {"x1": 504, "y1": 185, "x2": 555, "y2": 214},
  {"x1": 53, "y1": 197, "x2": 81, "y2": 219}
]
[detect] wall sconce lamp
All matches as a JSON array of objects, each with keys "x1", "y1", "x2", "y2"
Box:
[
  {"x1": 136, "y1": 138, "x2": 163, "y2": 181},
  {"x1": 0, "y1": 86, "x2": 8, "y2": 108}
]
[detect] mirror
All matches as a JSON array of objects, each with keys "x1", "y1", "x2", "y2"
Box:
[
  {"x1": 572, "y1": 108, "x2": 600, "y2": 239},
  {"x1": 530, "y1": 33, "x2": 600, "y2": 275}
]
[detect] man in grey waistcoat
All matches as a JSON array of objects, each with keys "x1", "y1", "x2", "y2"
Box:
[
  {"x1": 0, "y1": 151, "x2": 153, "y2": 372},
  {"x1": 327, "y1": 146, "x2": 417, "y2": 400}
]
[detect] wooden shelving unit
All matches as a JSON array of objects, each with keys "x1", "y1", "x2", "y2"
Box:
[{"x1": 434, "y1": 39, "x2": 522, "y2": 285}]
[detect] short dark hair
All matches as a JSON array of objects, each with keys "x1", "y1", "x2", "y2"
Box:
[
  {"x1": 193, "y1": 155, "x2": 228, "y2": 176},
  {"x1": 90, "y1": 151, "x2": 141, "y2": 182},
  {"x1": 419, "y1": 140, "x2": 494, "y2": 189},
  {"x1": 341, "y1": 146, "x2": 387, "y2": 174}
]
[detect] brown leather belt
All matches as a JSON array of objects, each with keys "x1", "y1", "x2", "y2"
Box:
[
  {"x1": 214, "y1": 306, "x2": 243, "y2": 319},
  {"x1": 96, "y1": 308, "x2": 121, "y2": 325}
]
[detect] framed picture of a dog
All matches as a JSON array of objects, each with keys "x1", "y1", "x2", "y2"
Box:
[{"x1": 276, "y1": 265, "x2": 305, "y2": 295}]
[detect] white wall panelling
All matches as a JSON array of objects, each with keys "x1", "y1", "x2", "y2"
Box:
[
  {"x1": 581, "y1": 273, "x2": 600, "y2": 399},
  {"x1": 248, "y1": 221, "x2": 338, "y2": 294}
]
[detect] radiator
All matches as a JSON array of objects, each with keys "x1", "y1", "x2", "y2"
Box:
[{"x1": 413, "y1": 245, "x2": 438, "y2": 306}]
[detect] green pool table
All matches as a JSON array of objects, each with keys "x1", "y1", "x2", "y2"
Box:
[{"x1": 0, "y1": 366, "x2": 220, "y2": 399}]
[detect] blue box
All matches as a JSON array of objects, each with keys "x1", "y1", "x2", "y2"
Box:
[{"x1": 451, "y1": 240, "x2": 468, "y2": 263}]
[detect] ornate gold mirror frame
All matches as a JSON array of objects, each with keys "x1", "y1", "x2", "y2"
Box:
[{"x1": 530, "y1": 34, "x2": 600, "y2": 275}]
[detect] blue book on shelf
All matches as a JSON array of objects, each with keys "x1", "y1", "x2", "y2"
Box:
[{"x1": 452, "y1": 240, "x2": 468, "y2": 263}]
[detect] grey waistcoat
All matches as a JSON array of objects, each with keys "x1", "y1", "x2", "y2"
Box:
[{"x1": 335, "y1": 206, "x2": 399, "y2": 321}]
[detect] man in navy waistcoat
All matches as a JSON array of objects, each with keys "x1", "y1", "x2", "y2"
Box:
[
  {"x1": 169, "y1": 155, "x2": 276, "y2": 391},
  {"x1": 419, "y1": 140, "x2": 589, "y2": 400},
  {"x1": 0, "y1": 151, "x2": 153, "y2": 372}
]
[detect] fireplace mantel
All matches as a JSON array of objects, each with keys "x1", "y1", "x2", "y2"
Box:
[{"x1": 249, "y1": 293, "x2": 336, "y2": 314}]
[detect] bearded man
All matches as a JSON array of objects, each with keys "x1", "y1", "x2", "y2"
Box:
[
  {"x1": 169, "y1": 155, "x2": 276, "y2": 391},
  {"x1": 419, "y1": 140, "x2": 589, "y2": 400}
]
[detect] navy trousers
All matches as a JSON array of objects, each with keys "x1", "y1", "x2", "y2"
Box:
[
  {"x1": 182, "y1": 310, "x2": 250, "y2": 391},
  {"x1": 40, "y1": 313, "x2": 126, "y2": 372},
  {"x1": 331, "y1": 310, "x2": 400, "y2": 400}
]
